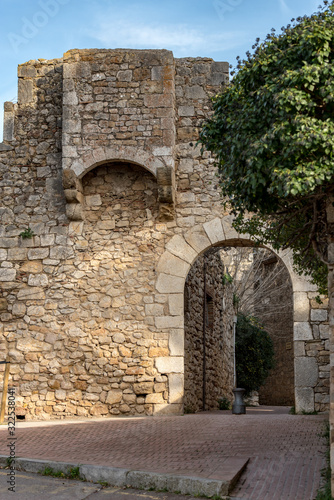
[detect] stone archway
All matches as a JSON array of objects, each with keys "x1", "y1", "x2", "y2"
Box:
[
  {"x1": 71, "y1": 145, "x2": 165, "y2": 179},
  {"x1": 62, "y1": 146, "x2": 175, "y2": 222},
  {"x1": 154, "y1": 217, "x2": 318, "y2": 415}
]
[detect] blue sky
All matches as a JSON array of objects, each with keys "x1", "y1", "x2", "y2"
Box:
[{"x1": 0, "y1": 0, "x2": 322, "y2": 138}]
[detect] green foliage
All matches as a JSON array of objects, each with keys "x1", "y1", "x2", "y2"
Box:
[
  {"x1": 41, "y1": 466, "x2": 64, "y2": 478},
  {"x1": 222, "y1": 272, "x2": 233, "y2": 285},
  {"x1": 40, "y1": 466, "x2": 83, "y2": 480},
  {"x1": 218, "y1": 396, "x2": 231, "y2": 410},
  {"x1": 199, "y1": 1, "x2": 334, "y2": 294},
  {"x1": 290, "y1": 405, "x2": 318, "y2": 415},
  {"x1": 19, "y1": 227, "x2": 35, "y2": 239},
  {"x1": 235, "y1": 313, "x2": 275, "y2": 395},
  {"x1": 302, "y1": 409, "x2": 318, "y2": 415},
  {"x1": 98, "y1": 481, "x2": 110, "y2": 488}
]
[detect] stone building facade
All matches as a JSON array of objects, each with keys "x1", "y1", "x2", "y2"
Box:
[
  {"x1": 254, "y1": 253, "x2": 295, "y2": 406},
  {"x1": 184, "y1": 250, "x2": 234, "y2": 413},
  {"x1": 0, "y1": 48, "x2": 329, "y2": 419},
  {"x1": 221, "y1": 247, "x2": 295, "y2": 406}
]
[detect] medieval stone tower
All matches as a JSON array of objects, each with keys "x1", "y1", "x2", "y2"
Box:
[{"x1": 0, "y1": 49, "x2": 329, "y2": 419}]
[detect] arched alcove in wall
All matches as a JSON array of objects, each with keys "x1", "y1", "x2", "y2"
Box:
[
  {"x1": 81, "y1": 161, "x2": 159, "y2": 232},
  {"x1": 74, "y1": 146, "x2": 164, "y2": 180},
  {"x1": 154, "y1": 217, "x2": 320, "y2": 415}
]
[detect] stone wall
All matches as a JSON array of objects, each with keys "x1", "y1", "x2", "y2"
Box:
[
  {"x1": 254, "y1": 255, "x2": 295, "y2": 406},
  {"x1": 0, "y1": 47, "x2": 328, "y2": 419},
  {"x1": 184, "y1": 250, "x2": 234, "y2": 412}
]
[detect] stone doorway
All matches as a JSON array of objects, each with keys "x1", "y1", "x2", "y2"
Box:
[
  {"x1": 183, "y1": 244, "x2": 295, "y2": 413},
  {"x1": 221, "y1": 246, "x2": 295, "y2": 406},
  {"x1": 155, "y1": 218, "x2": 329, "y2": 415}
]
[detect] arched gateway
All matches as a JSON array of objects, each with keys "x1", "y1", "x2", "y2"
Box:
[
  {"x1": 0, "y1": 48, "x2": 329, "y2": 419},
  {"x1": 155, "y1": 219, "x2": 322, "y2": 415}
]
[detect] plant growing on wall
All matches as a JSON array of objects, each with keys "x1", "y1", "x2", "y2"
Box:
[
  {"x1": 19, "y1": 227, "x2": 34, "y2": 239},
  {"x1": 235, "y1": 313, "x2": 274, "y2": 395}
]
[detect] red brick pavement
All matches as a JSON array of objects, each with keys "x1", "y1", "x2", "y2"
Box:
[{"x1": 0, "y1": 406, "x2": 327, "y2": 499}]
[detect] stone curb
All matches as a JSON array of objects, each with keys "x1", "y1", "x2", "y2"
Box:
[{"x1": 0, "y1": 455, "x2": 248, "y2": 498}]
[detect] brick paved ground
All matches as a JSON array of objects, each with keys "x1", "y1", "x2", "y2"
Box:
[{"x1": 0, "y1": 407, "x2": 327, "y2": 499}]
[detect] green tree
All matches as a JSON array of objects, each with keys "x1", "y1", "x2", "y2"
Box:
[
  {"x1": 235, "y1": 314, "x2": 274, "y2": 395},
  {"x1": 199, "y1": 1, "x2": 334, "y2": 493},
  {"x1": 199, "y1": 1, "x2": 334, "y2": 295}
]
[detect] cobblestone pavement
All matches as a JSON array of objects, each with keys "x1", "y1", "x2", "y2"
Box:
[{"x1": 0, "y1": 407, "x2": 328, "y2": 499}]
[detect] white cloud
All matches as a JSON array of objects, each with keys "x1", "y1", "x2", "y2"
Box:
[{"x1": 87, "y1": 17, "x2": 246, "y2": 57}]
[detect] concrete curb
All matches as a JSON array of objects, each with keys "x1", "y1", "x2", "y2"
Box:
[{"x1": 0, "y1": 455, "x2": 248, "y2": 498}]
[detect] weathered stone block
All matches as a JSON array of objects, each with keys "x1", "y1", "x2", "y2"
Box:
[
  {"x1": 295, "y1": 357, "x2": 318, "y2": 387},
  {"x1": 295, "y1": 387, "x2": 314, "y2": 413},
  {"x1": 155, "y1": 274, "x2": 185, "y2": 294},
  {"x1": 113, "y1": 332, "x2": 125, "y2": 343},
  {"x1": 145, "y1": 393, "x2": 164, "y2": 404},
  {"x1": 16, "y1": 338, "x2": 50, "y2": 352},
  {"x1": 20, "y1": 261, "x2": 43, "y2": 273},
  {"x1": 0, "y1": 238, "x2": 17, "y2": 248},
  {"x1": 18, "y1": 65, "x2": 37, "y2": 78},
  {"x1": 169, "y1": 329, "x2": 184, "y2": 356},
  {"x1": 0, "y1": 143, "x2": 13, "y2": 151},
  {"x1": 18, "y1": 79, "x2": 34, "y2": 104},
  {"x1": 155, "y1": 356, "x2": 183, "y2": 374},
  {"x1": 28, "y1": 248, "x2": 49, "y2": 260},
  {"x1": 66, "y1": 204, "x2": 83, "y2": 221},
  {"x1": 64, "y1": 189, "x2": 84, "y2": 204},
  {"x1": 203, "y1": 218, "x2": 224, "y2": 244},
  {"x1": 165, "y1": 235, "x2": 197, "y2": 264},
  {"x1": 63, "y1": 91, "x2": 78, "y2": 105},
  {"x1": 169, "y1": 373, "x2": 184, "y2": 404},
  {"x1": 155, "y1": 315, "x2": 183, "y2": 329},
  {"x1": 28, "y1": 274, "x2": 48, "y2": 287},
  {"x1": 178, "y1": 106, "x2": 195, "y2": 117},
  {"x1": 320, "y1": 324, "x2": 330, "y2": 339},
  {"x1": 133, "y1": 382, "x2": 154, "y2": 395},
  {"x1": 0, "y1": 298, "x2": 8, "y2": 311},
  {"x1": 294, "y1": 322, "x2": 313, "y2": 341},
  {"x1": 156, "y1": 251, "x2": 190, "y2": 278},
  {"x1": 27, "y1": 305, "x2": 45, "y2": 317},
  {"x1": 148, "y1": 347, "x2": 169, "y2": 357},
  {"x1": 17, "y1": 287, "x2": 45, "y2": 301},
  {"x1": 185, "y1": 85, "x2": 206, "y2": 99},
  {"x1": 294, "y1": 341, "x2": 305, "y2": 357},
  {"x1": 3, "y1": 104, "x2": 15, "y2": 141},
  {"x1": 145, "y1": 304, "x2": 164, "y2": 316},
  {"x1": 106, "y1": 390, "x2": 122, "y2": 404},
  {"x1": 293, "y1": 292, "x2": 309, "y2": 322},
  {"x1": 24, "y1": 363, "x2": 39, "y2": 374},
  {"x1": 153, "y1": 403, "x2": 183, "y2": 415},
  {"x1": 50, "y1": 246, "x2": 71, "y2": 260},
  {"x1": 8, "y1": 248, "x2": 28, "y2": 260},
  {"x1": 184, "y1": 230, "x2": 211, "y2": 254},
  {"x1": 168, "y1": 294, "x2": 183, "y2": 316},
  {"x1": 86, "y1": 194, "x2": 102, "y2": 207},
  {"x1": 0, "y1": 268, "x2": 16, "y2": 281},
  {"x1": 310, "y1": 309, "x2": 328, "y2": 322}
]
